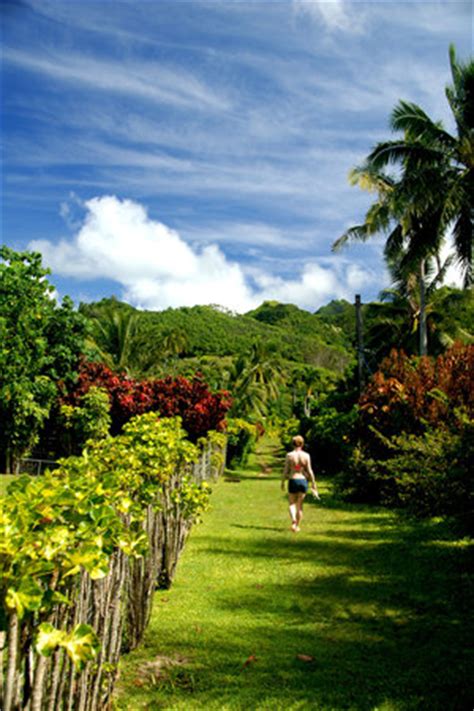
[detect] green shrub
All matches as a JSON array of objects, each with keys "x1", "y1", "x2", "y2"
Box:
[
  {"x1": 278, "y1": 417, "x2": 301, "y2": 451},
  {"x1": 337, "y1": 419, "x2": 474, "y2": 528},
  {"x1": 225, "y1": 418, "x2": 257, "y2": 469},
  {"x1": 302, "y1": 405, "x2": 358, "y2": 476},
  {"x1": 335, "y1": 446, "x2": 386, "y2": 504},
  {"x1": 60, "y1": 386, "x2": 111, "y2": 453}
]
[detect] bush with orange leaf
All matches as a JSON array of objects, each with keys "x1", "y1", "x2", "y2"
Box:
[{"x1": 337, "y1": 343, "x2": 474, "y2": 526}]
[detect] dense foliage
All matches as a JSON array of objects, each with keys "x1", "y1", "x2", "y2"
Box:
[
  {"x1": 80, "y1": 297, "x2": 353, "y2": 380},
  {"x1": 336, "y1": 343, "x2": 474, "y2": 526},
  {"x1": 1, "y1": 413, "x2": 223, "y2": 709},
  {"x1": 0, "y1": 248, "x2": 88, "y2": 472},
  {"x1": 62, "y1": 359, "x2": 231, "y2": 443},
  {"x1": 358, "y1": 342, "x2": 474, "y2": 437}
]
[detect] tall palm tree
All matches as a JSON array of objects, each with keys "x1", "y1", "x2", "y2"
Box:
[
  {"x1": 334, "y1": 45, "x2": 473, "y2": 354},
  {"x1": 365, "y1": 45, "x2": 473, "y2": 286},
  {"x1": 364, "y1": 249, "x2": 454, "y2": 364},
  {"x1": 334, "y1": 165, "x2": 441, "y2": 354}
]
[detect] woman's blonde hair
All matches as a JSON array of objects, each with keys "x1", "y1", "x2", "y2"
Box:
[{"x1": 292, "y1": 435, "x2": 304, "y2": 448}]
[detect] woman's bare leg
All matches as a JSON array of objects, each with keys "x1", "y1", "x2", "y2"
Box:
[
  {"x1": 288, "y1": 493, "x2": 298, "y2": 530},
  {"x1": 295, "y1": 493, "x2": 305, "y2": 530}
]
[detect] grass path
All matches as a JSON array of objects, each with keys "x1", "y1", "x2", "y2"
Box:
[{"x1": 115, "y1": 439, "x2": 473, "y2": 711}]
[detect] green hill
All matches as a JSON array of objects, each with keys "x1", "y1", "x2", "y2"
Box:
[
  {"x1": 80, "y1": 288, "x2": 473, "y2": 383},
  {"x1": 80, "y1": 298, "x2": 354, "y2": 379}
]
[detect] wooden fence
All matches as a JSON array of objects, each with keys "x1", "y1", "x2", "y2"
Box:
[{"x1": 1, "y1": 438, "x2": 226, "y2": 711}]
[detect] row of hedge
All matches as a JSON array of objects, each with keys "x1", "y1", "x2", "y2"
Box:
[{"x1": 1, "y1": 413, "x2": 226, "y2": 710}]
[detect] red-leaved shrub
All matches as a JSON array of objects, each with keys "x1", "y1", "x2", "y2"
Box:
[{"x1": 63, "y1": 360, "x2": 231, "y2": 440}]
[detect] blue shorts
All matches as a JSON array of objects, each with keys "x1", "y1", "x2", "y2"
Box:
[{"x1": 288, "y1": 478, "x2": 308, "y2": 494}]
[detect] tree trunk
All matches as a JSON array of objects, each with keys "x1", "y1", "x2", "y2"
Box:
[
  {"x1": 4, "y1": 611, "x2": 19, "y2": 711},
  {"x1": 419, "y1": 259, "x2": 428, "y2": 356}
]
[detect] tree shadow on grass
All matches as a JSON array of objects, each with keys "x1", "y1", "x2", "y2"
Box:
[
  {"x1": 192, "y1": 506, "x2": 473, "y2": 710},
  {"x1": 231, "y1": 524, "x2": 283, "y2": 532}
]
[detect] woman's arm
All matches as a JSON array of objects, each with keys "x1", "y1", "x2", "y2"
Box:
[
  {"x1": 306, "y1": 454, "x2": 320, "y2": 498},
  {"x1": 281, "y1": 454, "x2": 290, "y2": 490}
]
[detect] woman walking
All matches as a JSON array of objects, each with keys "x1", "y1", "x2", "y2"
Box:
[{"x1": 281, "y1": 435, "x2": 319, "y2": 532}]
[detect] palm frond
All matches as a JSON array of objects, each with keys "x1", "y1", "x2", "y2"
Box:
[
  {"x1": 332, "y1": 224, "x2": 372, "y2": 251},
  {"x1": 427, "y1": 253, "x2": 455, "y2": 295},
  {"x1": 447, "y1": 44, "x2": 474, "y2": 135},
  {"x1": 367, "y1": 141, "x2": 447, "y2": 172},
  {"x1": 383, "y1": 225, "x2": 405, "y2": 262},
  {"x1": 349, "y1": 165, "x2": 395, "y2": 193},
  {"x1": 452, "y1": 206, "x2": 474, "y2": 287},
  {"x1": 390, "y1": 100, "x2": 456, "y2": 149}
]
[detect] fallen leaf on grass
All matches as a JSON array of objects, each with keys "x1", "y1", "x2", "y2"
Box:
[
  {"x1": 255, "y1": 584, "x2": 264, "y2": 589},
  {"x1": 296, "y1": 654, "x2": 315, "y2": 663},
  {"x1": 240, "y1": 654, "x2": 257, "y2": 671}
]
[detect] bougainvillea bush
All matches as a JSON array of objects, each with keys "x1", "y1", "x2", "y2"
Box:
[
  {"x1": 336, "y1": 343, "x2": 474, "y2": 525},
  {"x1": 59, "y1": 360, "x2": 231, "y2": 445}
]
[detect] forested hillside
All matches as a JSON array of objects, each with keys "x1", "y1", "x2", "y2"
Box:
[
  {"x1": 79, "y1": 297, "x2": 355, "y2": 381},
  {"x1": 80, "y1": 288, "x2": 473, "y2": 383}
]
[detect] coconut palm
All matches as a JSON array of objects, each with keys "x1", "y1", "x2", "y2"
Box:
[
  {"x1": 365, "y1": 45, "x2": 473, "y2": 286},
  {"x1": 363, "y1": 249, "x2": 455, "y2": 364},
  {"x1": 162, "y1": 328, "x2": 189, "y2": 358},
  {"x1": 334, "y1": 164, "x2": 442, "y2": 354},
  {"x1": 334, "y1": 46, "x2": 473, "y2": 354}
]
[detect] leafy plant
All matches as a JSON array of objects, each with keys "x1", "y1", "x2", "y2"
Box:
[{"x1": 0, "y1": 248, "x2": 87, "y2": 471}]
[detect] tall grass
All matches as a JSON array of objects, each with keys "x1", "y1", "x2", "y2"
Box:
[{"x1": 114, "y1": 439, "x2": 473, "y2": 709}]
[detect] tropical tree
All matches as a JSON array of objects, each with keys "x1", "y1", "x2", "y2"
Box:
[
  {"x1": 361, "y1": 247, "x2": 454, "y2": 364},
  {"x1": 230, "y1": 340, "x2": 283, "y2": 420},
  {"x1": 367, "y1": 45, "x2": 473, "y2": 286},
  {"x1": 81, "y1": 298, "x2": 138, "y2": 373},
  {"x1": 334, "y1": 45, "x2": 473, "y2": 354},
  {"x1": 0, "y1": 248, "x2": 87, "y2": 472},
  {"x1": 162, "y1": 328, "x2": 189, "y2": 358}
]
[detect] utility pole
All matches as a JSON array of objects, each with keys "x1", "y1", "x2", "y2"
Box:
[{"x1": 355, "y1": 294, "x2": 364, "y2": 393}]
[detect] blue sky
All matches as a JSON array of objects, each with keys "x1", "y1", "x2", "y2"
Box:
[{"x1": 1, "y1": 0, "x2": 472, "y2": 312}]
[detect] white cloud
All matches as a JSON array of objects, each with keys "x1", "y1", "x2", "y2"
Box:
[
  {"x1": 29, "y1": 195, "x2": 379, "y2": 312},
  {"x1": 294, "y1": 0, "x2": 366, "y2": 33},
  {"x1": 3, "y1": 48, "x2": 230, "y2": 111}
]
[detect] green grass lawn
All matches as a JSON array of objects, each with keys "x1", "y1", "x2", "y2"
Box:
[{"x1": 115, "y1": 439, "x2": 473, "y2": 710}]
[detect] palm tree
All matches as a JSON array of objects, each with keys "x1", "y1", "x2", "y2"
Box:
[
  {"x1": 364, "y1": 45, "x2": 473, "y2": 285},
  {"x1": 334, "y1": 45, "x2": 473, "y2": 354},
  {"x1": 162, "y1": 328, "x2": 189, "y2": 358},
  {"x1": 230, "y1": 340, "x2": 283, "y2": 420},
  {"x1": 334, "y1": 165, "x2": 441, "y2": 354},
  {"x1": 86, "y1": 302, "x2": 138, "y2": 373},
  {"x1": 363, "y1": 250, "x2": 455, "y2": 364}
]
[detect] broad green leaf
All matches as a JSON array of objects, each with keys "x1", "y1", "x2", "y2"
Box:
[
  {"x1": 5, "y1": 578, "x2": 43, "y2": 619},
  {"x1": 35, "y1": 622, "x2": 67, "y2": 656},
  {"x1": 62, "y1": 623, "x2": 101, "y2": 670}
]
